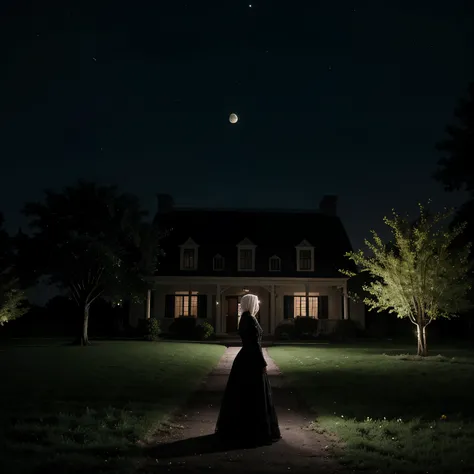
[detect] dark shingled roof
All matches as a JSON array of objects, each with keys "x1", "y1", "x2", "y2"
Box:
[{"x1": 154, "y1": 206, "x2": 356, "y2": 278}]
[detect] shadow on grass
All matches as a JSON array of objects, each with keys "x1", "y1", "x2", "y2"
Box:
[
  {"x1": 32, "y1": 434, "x2": 254, "y2": 469},
  {"x1": 145, "y1": 433, "x2": 277, "y2": 459}
]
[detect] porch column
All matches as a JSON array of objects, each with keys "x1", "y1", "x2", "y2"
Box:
[
  {"x1": 343, "y1": 283, "x2": 349, "y2": 320},
  {"x1": 145, "y1": 289, "x2": 151, "y2": 320},
  {"x1": 305, "y1": 283, "x2": 309, "y2": 318},
  {"x1": 216, "y1": 284, "x2": 222, "y2": 333},
  {"x1": 270, "y1": 284, "x2": 276, "y2": 333}
]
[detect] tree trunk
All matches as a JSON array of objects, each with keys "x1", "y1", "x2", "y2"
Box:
[
  {"x1": 81, "y1": 304, "x2": 91, "y2": 346},
  {"x1": 416, "y1": 323, "x2": 428, "y2": 356},
  {"x1": 422, "y1": 325, "x2": 428, "y2": 356}
]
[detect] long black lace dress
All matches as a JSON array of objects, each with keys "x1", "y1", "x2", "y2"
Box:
[{"x1": 215, "y1": 311, "x2": 281, "y2": 446}]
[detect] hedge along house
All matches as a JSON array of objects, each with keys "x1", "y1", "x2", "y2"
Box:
[{"x1": 129, "y1": 194, "x2": 365, "y2": 336}]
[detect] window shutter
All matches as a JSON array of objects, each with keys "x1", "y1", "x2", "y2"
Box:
[
  {"x1": 318, "y1": 295, "x2": 328, "y2": 319},
  {"x1": 164, "y1": 294, "x2": 175, "y2": 318},
  {"x1": 283, "y1": 295, "x2": 294, "y2": 319},
  {"x1": 198, "y1": 294, "x2": 207, "y2": 319}
]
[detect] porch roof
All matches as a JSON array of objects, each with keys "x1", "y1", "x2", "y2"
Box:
[{"x1": 148, "y1": 275, "x2": 347, "y2": 288}]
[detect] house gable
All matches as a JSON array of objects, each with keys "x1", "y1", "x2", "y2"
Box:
[
  {"x1": 236, "y1": 237, "x2": 256, "y2": 247},
  {"x1": 179, "y1": 237, "x2": 199, "y2": 248}
]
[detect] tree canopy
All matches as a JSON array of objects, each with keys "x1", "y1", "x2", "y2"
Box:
[
  {"x1": 433, "y1": 82, "x2": 474, "y2": 195},
  {"x1": 341, "y1": 204, "x2": 473, "y2": 356},
  {"x1": 21, "y1": 181, "x2": 161, "y2": 344},
  {"x1": 0, "y1": 213, "x2": 28, "y2": 326}
]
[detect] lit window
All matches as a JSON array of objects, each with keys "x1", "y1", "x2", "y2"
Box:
[
  {"x1": 174, "y1": 291, "x2": 198, "y2": 317},
  {"x1": 294, "y1": 293, "x2": 318, "y2": 317}
]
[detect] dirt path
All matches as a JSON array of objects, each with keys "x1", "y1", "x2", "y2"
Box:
[{"x1": 138, "y1": 347, "x2": 347, "y2": 474}]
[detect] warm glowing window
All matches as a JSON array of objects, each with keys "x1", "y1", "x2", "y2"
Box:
[
  {"x1": 175, "y1": 291, "x2": 198, "y2": 317},
  {"x1": 294, "y1": 294, "x2": 318, "y2": 317}
]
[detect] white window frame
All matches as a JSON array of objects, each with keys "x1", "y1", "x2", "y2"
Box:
[
  {"x1": 293, "y1": 292, "x2": 319, "y2": 318},
  {"x1": 179, "y1": 237, "x2": 199, "y2": 271},
  {"x1": 237, "y1": 238, "x2": 256, "y2": 271},
  {"x1": 174, "y1": 291, "x2": 198, "y2": 318},
  {"x1": 295, "y1": 239, "x2": 314, "y2": 272},
  {"x1": 213, "y1": 254, "x2": 225, "y2": 271},
  {"x1": 269, "y1": 255, "x2": 281, "y2": 272}
]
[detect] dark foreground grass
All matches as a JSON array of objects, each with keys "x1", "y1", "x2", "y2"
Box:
[
  {"x1": 0, "y1": 340, "x2": 225, "y2": 473},
  {"x1": 269, "y1": 345, "x2": 474, "y2": 474}
]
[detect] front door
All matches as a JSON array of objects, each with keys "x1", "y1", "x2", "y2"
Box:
[
  {"x1": 226, "y1": 295, "x2": 263, "y2": 334},
  {"x1": 226, "y1": 296, "x2": 239, "y2": 333}
]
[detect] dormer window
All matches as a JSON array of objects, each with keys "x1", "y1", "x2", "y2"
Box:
[
  {"x1": 213, "y1": 254, "x2": 225, "y2": 271},
  {"x1": 183, "y1": 249, "x2": 195, "y2": 269},
  {"x1": 237, "y1": 238, "x2": 256, "y2": 271},
  {"x1": 269, "y1": 255, "x2": 281, "y2": 272},
  {"x1": 296, "y1": 239, "x2": 314, "y2": 272},
  {"x1": 179, "y1": 238, "x2": 199, "y2": 271}
]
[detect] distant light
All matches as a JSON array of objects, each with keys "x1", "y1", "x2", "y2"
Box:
[
  {"x1": 216, "y1": 301, "x2": 219, "y2": 305},
  {"x1": 249, "y1": 4, "x2": 252, "y2": 7},
  {"x1": 229, "y1": 113, "x2": 238, "y2": 124}
]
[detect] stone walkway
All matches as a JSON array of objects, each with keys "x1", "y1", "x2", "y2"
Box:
[{"x1": 139, "y1": 347, "x2": 347, "y2": 474}]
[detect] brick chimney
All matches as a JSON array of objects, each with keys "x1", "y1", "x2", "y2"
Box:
[
  {"x1": 319, "y1": 195, "x2": 338, "y2": 216},
  {"x1": 157, "y1": 194, "x2": 174, "y2": 213}
]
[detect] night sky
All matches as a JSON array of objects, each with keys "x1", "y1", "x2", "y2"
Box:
[{"x1": 1, "y1": 1, "x2": 473, "y2": 252}]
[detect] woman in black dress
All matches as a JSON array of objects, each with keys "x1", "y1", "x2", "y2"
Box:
[{"x1": 215, "y1": 294, "x2": 281, "y2": 446}]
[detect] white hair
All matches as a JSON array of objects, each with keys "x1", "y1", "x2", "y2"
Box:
[{"x1": 240, "y1": 294, "x2": 259, "y2": 317}]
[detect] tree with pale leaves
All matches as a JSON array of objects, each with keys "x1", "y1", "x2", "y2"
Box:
[{"x1": 341, "y1": 204, "x2": 472, "y2": 356}]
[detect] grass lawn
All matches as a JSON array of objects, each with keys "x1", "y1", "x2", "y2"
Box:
[
  {"x1": 0, "y1": 340, "x2": 225, "y2": 473},
  {"x1": 269, "y1": 344, "x2": 474, "y2": 474}
]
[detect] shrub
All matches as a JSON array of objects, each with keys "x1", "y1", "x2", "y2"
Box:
[
  {"x1": 329, "y1": 319, "x2": 359, "y2": 341},
  {"x1": 168, "y1": 317, "x2": 197, "y2": 339},
  {"x1": 294, "y1": 317, "x2": 319, "y2": 339},
  {"x1": 274, "y1": 320, "x2": 297, "y2": 340},
  {"x1": 195, "y1": 321, "x2": 215, "y2": 340},
  {"x1": 144, "y1": 318, "x2": 161, "y2": 341}
]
